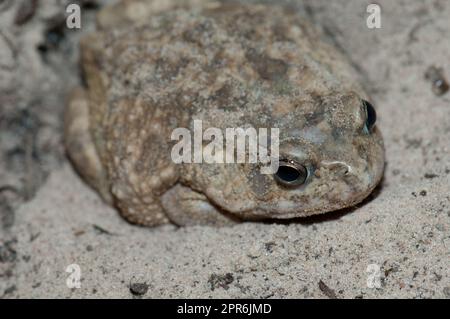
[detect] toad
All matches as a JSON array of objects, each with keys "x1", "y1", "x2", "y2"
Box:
[{"x1": 65, "y1": 1, "x2": 384, "y2": 226}]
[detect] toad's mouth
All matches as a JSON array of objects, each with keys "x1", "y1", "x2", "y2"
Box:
[{"x1": 205, "y1": 180, "x2": 380, "y2": 220}]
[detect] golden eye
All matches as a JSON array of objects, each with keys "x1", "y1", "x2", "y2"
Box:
[{"x1": 274, "y1": 160, "x2": 308, "y2": 187}]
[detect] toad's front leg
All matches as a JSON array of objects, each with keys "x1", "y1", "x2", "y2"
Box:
[{"x1": 161, "y1": 184, "x2": 239, "y2": 226}]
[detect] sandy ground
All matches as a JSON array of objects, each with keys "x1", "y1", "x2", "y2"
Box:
[{"x1": 1, "y1": 0, "x2": 450, "y2": 298}]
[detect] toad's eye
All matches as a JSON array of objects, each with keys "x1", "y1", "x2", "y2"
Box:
[
  {"x1": 362, "y1": 99, "x2": 377, "y2": 133},
  {"x1": 274, "y1": 160, "x2": 308, "y2": 187}
]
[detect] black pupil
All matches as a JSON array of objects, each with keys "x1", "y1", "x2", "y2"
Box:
[
  {"x1": 276, "y1": 165, "x2": 301, "y2": 182},
  {"x1": 363, "y1": 99, "x2": 376, "y2": 131}
]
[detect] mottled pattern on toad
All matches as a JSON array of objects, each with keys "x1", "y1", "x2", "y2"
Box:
[{"x1": 65, "y1": 1, "x2": 385, "y2": 226}]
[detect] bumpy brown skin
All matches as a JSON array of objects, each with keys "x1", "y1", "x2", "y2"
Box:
[{"x1": 65, "y1": 2, "x2": 385, "y2": 227}]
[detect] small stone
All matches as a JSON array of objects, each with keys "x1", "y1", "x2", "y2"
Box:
[
  {"x1": 129, "y1": 282, "x2": 149, "y2": 296},
  {"x1": 318, "y1": 280, "x2": 337, "y2": 299},
  {"x1": 264, "y1": 242, "x2": 276, "y2": 253},
  {"x1": 208, "y1": 273, "x2": 234, "y2": 291},
  {"x1": 425, "y1": 66, "x2": 449, "y2": 96}
]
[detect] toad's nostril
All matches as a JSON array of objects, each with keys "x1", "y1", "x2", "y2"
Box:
[
  {"x1": 342, "y1": 166, "x2": 350, "y2": 175},
  {"x1": 321, "y1": 161, "x2": 352, "y2": 176}
]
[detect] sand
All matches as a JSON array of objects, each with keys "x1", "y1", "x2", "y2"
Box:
[{"x1": 1, "y1": 0, "x2": 449, "y2": 298}]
